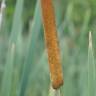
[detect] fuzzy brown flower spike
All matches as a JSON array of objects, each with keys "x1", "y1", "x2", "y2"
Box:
[{"x1": 41, "y1": 0, "x2": 64, "y2": 89}]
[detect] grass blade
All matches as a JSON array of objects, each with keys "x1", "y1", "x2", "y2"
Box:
[
  {"x1": 17, "y1": 1, "x2": 42, "y2": 96},
  {"x1": 10, "y1": 0, "x2": 24, "y2": 44},
  {"x1": 1, "y1": 44, "x2": 15, "y2": 96},
  {"x1": 87, "y1": 32, "x2": 96, "y2": 96}
]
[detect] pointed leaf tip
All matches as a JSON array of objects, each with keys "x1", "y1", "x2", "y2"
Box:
[{"x1": 89, "y1": 31, "x2": 92, "y2": 48}]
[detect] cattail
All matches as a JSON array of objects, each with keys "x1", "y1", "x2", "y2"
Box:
[{"x1": 41, "y1": 0, "x2": 63, "y2": 89}]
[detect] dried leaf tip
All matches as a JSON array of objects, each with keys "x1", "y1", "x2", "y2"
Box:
[
  {"x1": 89, "y1": 31, "x2": 92, "y2": 48},
  {"x1": 11, "y1": 43, "x2": 15, "y2": 53},
  {"x1": 1, "y1": 0, "x2": 6, "y2": 10},
  {"x1": 0, "y1": 0, "x2": 6, "y2": 28}
]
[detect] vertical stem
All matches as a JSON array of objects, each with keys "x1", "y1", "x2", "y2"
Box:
[{"x1": 41, "y1": 0, "x2": 63, "y2": 89}]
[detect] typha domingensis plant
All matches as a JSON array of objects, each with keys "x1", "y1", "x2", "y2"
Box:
[{"x1": 41, "y1": 0, "x2": 64, "y2": 89}]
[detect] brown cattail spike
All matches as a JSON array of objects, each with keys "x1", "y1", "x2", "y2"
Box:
[{"x1": 41, "y1": 0, "x2": 64, "y2": 89}]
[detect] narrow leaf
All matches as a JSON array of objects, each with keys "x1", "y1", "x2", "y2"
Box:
[
  {"x1": 88, "y1": 32, "x2": 96, "y2": 96},
  {"x1": 1, "y1": 44, "x2": 15, "y2": 96}
]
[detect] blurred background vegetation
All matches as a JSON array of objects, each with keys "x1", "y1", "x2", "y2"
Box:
[{"x1": 0, "y1": 0, "x2": 96, "y2": 96}]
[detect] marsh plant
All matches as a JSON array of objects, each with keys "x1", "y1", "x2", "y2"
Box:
[{"x1": 0, "y1": 0, "x2": 96, "y2": 96}]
